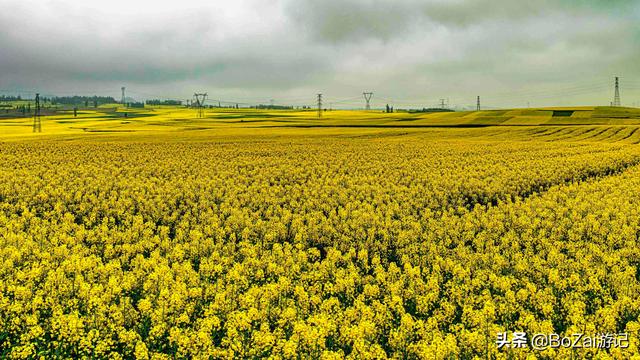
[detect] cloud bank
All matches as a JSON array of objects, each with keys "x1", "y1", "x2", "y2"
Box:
[{"x1": 0, "y1": 0, "x2": 638, "y2": 108}]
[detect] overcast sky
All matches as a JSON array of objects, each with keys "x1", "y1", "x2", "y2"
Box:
[{"x1": 1, "y1": 0, "x2": 639, "y2": 109}]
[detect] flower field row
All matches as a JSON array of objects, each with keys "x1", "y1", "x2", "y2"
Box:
[{"x1": 1, "y1": 132, "x2": 640, "y2": 358}]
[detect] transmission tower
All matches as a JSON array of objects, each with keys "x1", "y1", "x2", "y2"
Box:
[
  {"x1": 317, "y1": 93, "x2": 322, "y2": 118},
  {"x1": 613, "y1": 76, "x2": 621, "y2": 107},
  {"x1": 193, "y1": 93, "x2": 208, "y2": 118},
  {"x1": 476, "y1": 96, "x2": 481, "y2": 111},
  {"x1": 121, "y1": 87, "x2": 126, "y2": 106},
  {"x1": 439, "y1": 99, "x2": 446, "y2": 109},
  {"x1": 363, "y1": 92, "x2": 373, "y2": 110},
  {"x1": 33, "y1": 93, "x2": 41, "y2": 133}
]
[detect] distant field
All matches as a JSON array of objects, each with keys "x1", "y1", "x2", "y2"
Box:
[
  {"x1": 1, "y1": 105, "x2": 640, "y2": 139},
  {"x1": 2, "y1": 106, "x2": 640, "y2": 358}
]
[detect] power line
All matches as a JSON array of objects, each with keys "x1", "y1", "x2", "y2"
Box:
[
  {"x1": 4, "y1": 76, "x2": 636, "y2": 111},
  {"x1": 324, "y1": 95, "x2": 362, "y2": 104},
  {"x1": 481, "y1": 84, "x2": 609, "y2": 103}
]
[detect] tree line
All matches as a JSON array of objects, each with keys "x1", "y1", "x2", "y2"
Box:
[{"x1": 146, "y1": 99, "x2": 183, "y2": 106}]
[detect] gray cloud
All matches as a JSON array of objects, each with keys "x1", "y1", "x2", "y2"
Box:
[
  {"x1": 0, "y1": 0, "x2": 638, "y2": 107},
  {"x1": 284, "y1": 0, "x2": 423, "y2": 43}
]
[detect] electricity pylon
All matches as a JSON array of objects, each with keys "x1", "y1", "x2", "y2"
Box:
[
  {"x1": 363, "y1": 92, "x2": 373, "y2": 110},
  {"x1": 193, "y1": 93, "x2": 207, "y2": 118},
  {"x1": 613, "y1": 77, "x2": 621, "y2": 107},
  {"x1": 33, "y1": 93, "x2": 41, "y2": 132}
]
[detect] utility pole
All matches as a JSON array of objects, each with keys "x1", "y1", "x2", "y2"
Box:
[
  {"x1": 121, "y1": 87, "x2": 126, "y2": 106},
  {"x1": 613, "y1": 76, "x2": 621, "y2": 107},
  {"x1": 476, "y1": 96, "x2": 481, "y2": 111},
  {"x1": 363, "y1": 92, "x2": 373, "y2": 110},
  {"x1": 193, "y1": 93, "x2": 207, "y2": 118},
  {"x1": 33, "y1": 93, "x2": 41, "y2": 133},
  {"x1": 317, "y1": 93, "x2": 322, "y2": 118}
]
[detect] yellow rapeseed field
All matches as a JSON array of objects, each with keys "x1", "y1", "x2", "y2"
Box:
[{"x1": 2, "y1": 106, "x2": 640, "y2": 358}]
